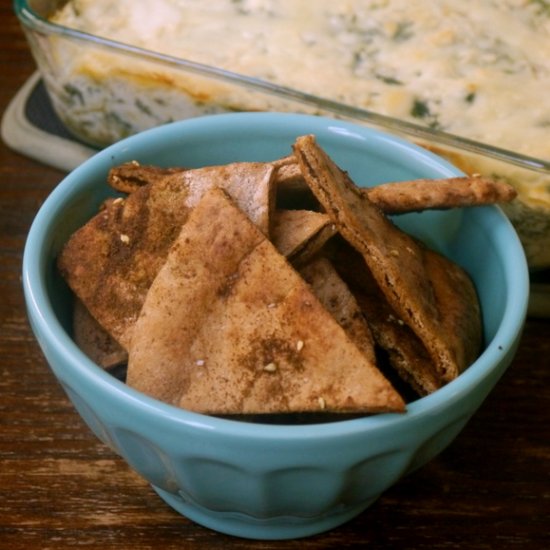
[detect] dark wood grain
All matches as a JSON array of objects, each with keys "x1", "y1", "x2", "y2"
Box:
[{"x1": 1, "y1": 7, "x2": 549, "y2": 549}]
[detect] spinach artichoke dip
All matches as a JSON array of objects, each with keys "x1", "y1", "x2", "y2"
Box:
[{"x1": 47, "y1": 0, "x2": 550, "y2": 267}]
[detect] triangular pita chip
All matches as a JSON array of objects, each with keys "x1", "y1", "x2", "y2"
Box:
[
  {"x1": 299, "y1": 256, "x2": 377, "y2": 365},
  {"x1": 271, "y1": 209, "x2": 336, "y2": 263},
  {"x1": 331, "y1": 243, "x2": 442, "y2": 396},
  {"x1": 126, "y1": 187, "x2": 404, "y2": 415},
  {"x1": 293, "y1": 135, "x2": 481, "y2": 382},
  {"x1": 72, "y1": 298, "x2": 128, "y2": 370},
  {"x1": 58, "y1": 162, "x2": 276, "y2": 350},
  {"x1": 108, "y1": 162, "x2": 185, "y2": 194}
]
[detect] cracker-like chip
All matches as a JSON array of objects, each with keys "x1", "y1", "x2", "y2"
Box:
[
  {"x1": 108, "y1": 162, "x2": 185, "y2": 194},
  {"x1": 72, "y1": 298, "x2": 128, "y2": 370},
  {"x1": 366, "y1": 175, "x2": 516, "y2": 214},
  {"x1": 271, "y1": 209, "x2": 336, "y2": 263},
  {"x1": 126, "y1": 188, "x2": 404, "y2": 415},
  {"x1": 293, "y1": 135, "x2": 481, "y2": 383},
  {"x1": 299, "y1": 256, "x2": 377, "y2": 365},
  {"x1": 58, "y1": 162, "x2": 276, "y2": 349},
  {"x1": 331, "y1": 243, "x2": 442, "y2": 396}
]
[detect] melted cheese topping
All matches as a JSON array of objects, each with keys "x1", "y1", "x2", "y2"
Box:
[
  {"x1": 51, "y1": 0, "x2": 550, "y2": 158},
  {"x1": 50, "y1": 1, "x2": 550, "y2": 213}
]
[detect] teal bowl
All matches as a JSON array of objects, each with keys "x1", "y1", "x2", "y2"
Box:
[{"x1": 22, "y1": 113, "x2": 529, "y2": 540}]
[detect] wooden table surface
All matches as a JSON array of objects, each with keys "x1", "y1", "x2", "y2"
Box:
[{"x1": 1, "y1": 6, "x2": 549, "y2": 550}]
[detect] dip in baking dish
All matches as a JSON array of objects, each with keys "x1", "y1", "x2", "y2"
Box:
[
  {"x1": 49, "y1": 0, "x2": 550, "y2": 160},
  {"x1": 22, "y1": 0, "x2": 550, "y2": 266}
]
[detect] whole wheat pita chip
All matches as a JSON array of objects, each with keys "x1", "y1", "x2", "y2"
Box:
[
  {"x1": 72, "y1": 298, "x2": 128, "y2": 370},
  {"x1": 422, "y1": 245, "x2": 482, "y2": 371},
  {"x1": 293, "y1": 134, "x2": 481, "y2": 383},
  {"x1": 126, "y1": 187, "x2": 404, "y2": 415},
  {"x1": 108, "y1": 162, "x2": 185, "y2": 194},
  {"x1": 299, "y1": 256, "x2": 377, "y2": 365},
  {"x1": 58, "y1": 161, "x2": 276, "y2": 350},
  {"x1": 271, "y1": 209, "x2": 336, "y2": 263},
  {"x1": 365, "y1": 175, "x2": 516, "y2": 214},
  {"x1": 331, "y1": 243, "x2": 442, "y2": 396}
]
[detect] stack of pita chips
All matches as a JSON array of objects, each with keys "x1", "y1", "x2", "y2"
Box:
[{"x1": 58, "y1": 135, "x2": 516, "y2": 417}]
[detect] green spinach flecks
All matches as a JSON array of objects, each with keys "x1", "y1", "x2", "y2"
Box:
[{"x1": 410, "y1": 99, "x2": 440, "y2": 129}]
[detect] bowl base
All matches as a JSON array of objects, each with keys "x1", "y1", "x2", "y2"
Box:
[{"x1": 152, "y1": 485, "x2": 378, "y2": 540}]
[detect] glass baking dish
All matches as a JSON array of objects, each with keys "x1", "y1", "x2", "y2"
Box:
[{"x1": 14, "y1": 0, "x2": 550, "y2": 269}]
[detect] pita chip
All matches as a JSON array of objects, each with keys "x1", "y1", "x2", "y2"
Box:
[
  {"x1": 299, "y1": 256, "x2": 377, "y2": 365},
  {"x1": 108, "y1": 162, "x2": 185, "y2": 194},
  {"x1": 72, "y1": 298, "x2": 128, "y2": 370},
  {"x1": 366, "y1": 175, "x2": 516, "y2": 214},
  {"x1": 58, "y1": 161, "x2": 276, "y2": 350},
  {"x1": 126, "y1": 187, "x2": 404, "y2": 415},
  {"x1": 331, "y1": 243, "x2": 443, "y2": 396},
  {"x1": 293, "y1": 134, "x2": 482, "y2": 383},
  {"x1": 271, "y1": 209, "x2": 336, "y2": 263}
]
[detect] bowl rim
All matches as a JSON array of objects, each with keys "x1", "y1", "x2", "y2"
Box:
[{"x1": 22, "y1": 112, "x2": 530, "y2": 440}]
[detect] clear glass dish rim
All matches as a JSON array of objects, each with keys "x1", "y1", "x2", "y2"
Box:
[{"x1": 14, "y1": 0, "x2": 550, "y2": 175}]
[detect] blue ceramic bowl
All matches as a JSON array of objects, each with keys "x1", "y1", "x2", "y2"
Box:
[{"x1": 23, "y1": 113, "x2": 529, "y2": 540}]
